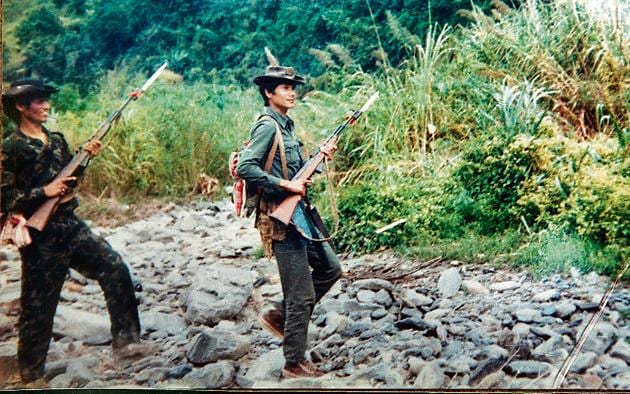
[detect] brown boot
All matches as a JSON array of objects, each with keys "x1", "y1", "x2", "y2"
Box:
[
  {"x1": 282, "y1": 360, "x2": 325, "y2": 378},
  {"x1": 259, "y1": 309, "x2": 284, "y2": 339}
]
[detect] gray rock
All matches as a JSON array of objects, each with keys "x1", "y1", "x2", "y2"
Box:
[
  {"x1": 105, "y1": 229, "x2": 140, "y2": 249},
  {"x1": 395, "y1": 317, "x2": 437, "y2": 332},
  {"x1": 414, "y1": 361, "x2": 445, "y2": 388},
  {"x1": 424, "y1": 308, "x2": 449, "y2": 321},
  {"x1": 476, "y1": 370, "x2": 506, "y2": 389},
  {"x1": 610, "y1": 339, "x2": 630, "y2": 364},
  {"x1": 445, "y1": 355, "x2": 477, "y2": 374},
  {"x1": 133, "y1": 367, "x2": 168, "y2": 384},
  {"x1": 321, "y1": 312, "x2": 350, "y2": 338},
  {"x1": 164, "y1": 364, "x2": 193, "y2": 379},
  {"x1": 570, "y1": 351, "x2": 598, "y2": 373},
  {"x1": 532, "y1": 289, "x2": 561, "y2": 302},
  {"x1": 342, "y1": 300, "x2": 383, "y2": 314},
  {"x1": 186, "y1": 329, "x2": 250, "y2": 365},
  {"x1": 49, "y1": 357, "x2": 97, "y2": 388},
  {"x1": 606, "y1": 372, "x2": 630, "y2": 390},
  {"x1": 475, "y1": 344, "x2": 510, "y2": 360},
  {"x1": 244, "y1": 348, "x2": 284, "y2": 382},
  {"x1": 555, "y1": 301, "x2": 577, "y2": 319},
  {"x1": 142, "y1": 312, "x2": 187, "y2": 336},
  {"x1": 403, "y1": 289, "x2": 433, "y2": 308},
  {"x1": 353, "y1": 363, "x2": 404, "y2": 385},
  {"x1": 53, "y1": 305, "x2": 110, "y2": 342},
  {"x1": 44, "y1": 359, "x2": 68, "y2": 382},
  {"x1": 176, "y1": 213, "x2": 209, "y2": 232},
  {"x1": 514, "y1": 308, "x2": 542, "y2": 323},
  {"x1": 353, "y1": 278, "x2": 394, "y2": 291},
  {"x1": 180, "y1": 361, "x2": 235, "y2": 388},
  {"x1": 462, "y1": 279, "x2": 489, "y2": 295},
  {"x1": 374, "y1": 289, "x2": 393, "y2": 307},
  {"x1": 504, "y1": 360, "x2": 551, "y2": 378},
  {"x1": 597, "y1": 354, "x2": 628, "y2": 375},
  {"x1": 465, "y1": 327, "x2": 496, "y2": 346},
  {"x1": 370, "y1": 308, "x2": 388, "y2": 320},
  {"x1": 532, "y1": 335, "x2": 567, "y2": 363},
  {"x1": 401, "y1": 307, "x2": 423, "y2": 319},
  {"x1": 313, "y1": 299, "x2": 345, "y2": 315},
  {"x1": 184, "y1": 265, "x2": 254, "y2": 325},
  {"x1": 489, "y1": 281, "x2": 520, "y2": 292},
  {"x1": 0, "y1": 341, "x2": 16, "y2": 360},
  {"x1": 470, "y1": 355, "x2": 507, "y2": 386},
  {"x1": 437, "y1": 267, "x2": 462, "y2": 297},
  {"x1": 512, "y1": 323, "x2": 530, "y2": 337},
  {"x1": 0, "y1": 282, "x2": 20, "y2": 304},
  {"x1": 356, "y1": 290, "x2": 376, "y2": 304},
  {"x1": 530, "y1": 325, "x2": 556, "y2": 339},
  {"x1": 583, "y1": 323, "x2": 617, "y2": 355},
  {"x1": 341, "y1": 320, "x2": 372, "y2": 337},
  {"x1": 442, "y1": 340, "x2": 466, "y2": 359}
]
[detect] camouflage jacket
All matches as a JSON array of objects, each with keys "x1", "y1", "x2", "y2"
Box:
[{"x1": 1, "y1": 127, "x2": 79, "y2": 220}]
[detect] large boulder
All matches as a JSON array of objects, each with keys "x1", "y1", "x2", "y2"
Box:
[{"x1": 183, "y1": 264, "x2": 254, "y2": 325}]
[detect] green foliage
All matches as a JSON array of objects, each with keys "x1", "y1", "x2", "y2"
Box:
[
  {"x1": 3, "y1": 0, "x2": 501, "y2": 88},
  {"x1": 323, "y1": 1, "x2": 628, "y2": 275},
  {"x1": 54, "y1": 68, "x2": 259, "y2": 198},
  {"x1": 513, "y1": 225, "x2": 626, "y2": 278},
  {"x1": 4, "y1": 0, "x2": 627, "y2": 279}
]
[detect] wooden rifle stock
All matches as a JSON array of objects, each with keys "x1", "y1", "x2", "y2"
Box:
[
  {"x1": 25, "y1": 62, "x2": 168, "y2": 231},
  {"x1": 270, "y1": 138, "x2": 337, "y2": 225},
  {"x1": 25, "y1": 148, "x2": 94, "y2": 231},
  {"x1": 269, "y1": 92, "x2": 379, "y2": 225},
  {"x1": 25, "y1": 197, "x2": 61, "y2": 231}
]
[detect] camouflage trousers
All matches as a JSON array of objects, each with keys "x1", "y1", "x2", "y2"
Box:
[
  {"x1": 272, "y1": 228, "x2": 342, "y2": 365},
  {"x1": 17, "y1": 213, "x2": 140, "y2": 382}
]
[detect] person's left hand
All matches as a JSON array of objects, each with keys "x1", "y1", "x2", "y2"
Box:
[
  {"x1": 320, "y1": 143, "x2": 337, "y2": 161},
  {"x1": 83, "y1": 140, "x2": 102, "y2": 157}
]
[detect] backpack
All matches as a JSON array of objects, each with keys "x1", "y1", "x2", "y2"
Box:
[{"x1": 229, "y1": 115, "x2": 287, "y2": 218}]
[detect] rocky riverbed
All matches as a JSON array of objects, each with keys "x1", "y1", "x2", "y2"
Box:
[{"x1": 0, "y1": 200, "x2": 628, "y2": 389}]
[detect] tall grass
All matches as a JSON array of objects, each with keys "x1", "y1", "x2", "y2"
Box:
[
  {"x1": 53, "y1": 69, "x2": 259, "y2": 199},
  {"x1": 44, "y1": 1, "x2": 628, "y2": 276},
  {"x1": 323, "y1": 1, "x2": 628, "y2": 274}
]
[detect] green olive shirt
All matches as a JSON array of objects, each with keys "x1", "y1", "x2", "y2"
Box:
[{"x1": 236, "y1": 106, "x2": 305, "y2": 204}]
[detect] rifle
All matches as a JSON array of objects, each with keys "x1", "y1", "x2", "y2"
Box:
[
  {"x1": 269, "y1": 92, "x2": 379, "y2": 225},
  {"x1": 26, "y1": 61, "x2": 168, "y2": 231}
]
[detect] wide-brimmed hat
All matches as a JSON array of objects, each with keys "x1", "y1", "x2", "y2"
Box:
[
  {"x1": 2, "y1": 79, "x2": 58, "y2": 120},
  {"x1": 253, "y1": 47, "x2": 305, "y2": 86},
  {"x1": 2, "y1": 79, "x2": 58, "y2": 100}
]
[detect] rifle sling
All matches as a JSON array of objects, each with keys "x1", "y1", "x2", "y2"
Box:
[{"x1": 259, "y1": 115, "x2": 288, "y2": 178}]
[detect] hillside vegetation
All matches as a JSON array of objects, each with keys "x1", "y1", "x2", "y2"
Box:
[{"x1": 2, "y1": 1, "x2": 628, "y2": 277}]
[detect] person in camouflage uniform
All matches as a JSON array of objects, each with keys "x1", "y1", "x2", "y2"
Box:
[
  {"x1": 236, "y1": 51, "x2": 342, "y2": 378},
  {"x1": 1, "y1": 80, "x2": 145, "y2": 383}
]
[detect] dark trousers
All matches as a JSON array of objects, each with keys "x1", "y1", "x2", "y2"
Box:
[
  {"x1": 272, "y1": 228, "x2": 341, "y2": 365},
  {"x1": 17, "y1": 216, "x2": 140, "y2": 382}
]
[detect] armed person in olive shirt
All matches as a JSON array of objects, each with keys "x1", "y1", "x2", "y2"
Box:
[
  {"x1": 236, "y1": 49, "x2": 342, "y2": 379},
  {"x1": 1, "y1": 79, "x2": 151, "y2": 385}
]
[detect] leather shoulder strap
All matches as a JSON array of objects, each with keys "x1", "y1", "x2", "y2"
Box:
[{"x1": 258, "y1": 114, "x2": 288, "y2": 179}]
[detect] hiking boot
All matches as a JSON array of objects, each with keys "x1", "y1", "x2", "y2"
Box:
[
  {"x1": 113, "y1": 341, "x2": 157, "y2": 363},
  {"x1": 259, "y1": 309, "x2": 284, "y2": 339},
  {"x1": 282, "y1": 361, "x2": 325, "y2": 378}
]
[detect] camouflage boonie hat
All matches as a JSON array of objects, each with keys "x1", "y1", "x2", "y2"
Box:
[{"x1": 253, "y1": 47, "x2": 305, "y2": 86}]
